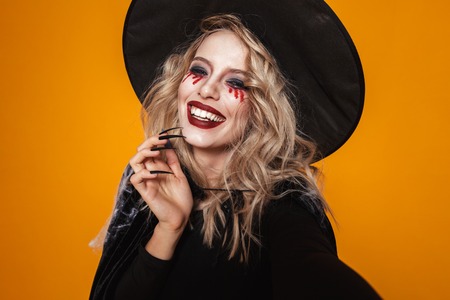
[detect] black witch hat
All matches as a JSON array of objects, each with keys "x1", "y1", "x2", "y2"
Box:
[{"x1": 123, "y1": 0, "x2": 364, "y2": 160}]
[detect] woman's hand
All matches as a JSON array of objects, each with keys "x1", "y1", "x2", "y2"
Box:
[{"x1": 129, "y1": 130, "x2": 193, "y2": 259}]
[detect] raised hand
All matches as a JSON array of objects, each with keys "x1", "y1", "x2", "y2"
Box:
[{"x1": 129, "y1": 128, "x2": 193, "y2": 259}]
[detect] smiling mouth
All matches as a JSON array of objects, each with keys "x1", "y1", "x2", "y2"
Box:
[
  {"x1": 190, "y1": 105, "x2": 225, "y2": 122},
  {"x1": 186, "y1": 101, "x2": 226, "y2": 129}
]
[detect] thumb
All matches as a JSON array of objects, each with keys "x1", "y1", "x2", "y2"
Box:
[{"x1": 165, "y1": 148, "x2": 185, "y2": 178}]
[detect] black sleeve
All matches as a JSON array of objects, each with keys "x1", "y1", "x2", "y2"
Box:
[
  {"x1": 90, "y1": 165, "x2": 150, "y2": 300},
  {"x1": 114, "y1": 246, "x2": 172, "y2": 300},
  {"x1": 266, "y1": 197, "x2": 381, "y2": 299}
]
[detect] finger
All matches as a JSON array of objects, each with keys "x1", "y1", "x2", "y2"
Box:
[
  {"x1": 144, "y1": 158, "x2": 153, "y2": 171},
  {"x1": 165, "y1": 147, "x2": 185, "y2": 178},
  {"x1": 129, "y1": 169, "x2": 157, "y2": 192},
  {"x1": 129, "y1": 148, "x2": 161, "y2": 173},
  {"x1": 143, "y1": 155, "x2": 167, "y2": 171},
  {"x1": 141, "y1": 155, "x2": 172, "y2": 175},
  {"x1": 137, "y1": 135, "x2": 167, "y2": 152},
  {"x1": 149, "y1": 157, "x2": 173, "y2": 173}
]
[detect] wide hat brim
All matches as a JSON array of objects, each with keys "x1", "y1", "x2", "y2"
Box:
[{"x1": 123, "y1": 0, "x2": 364, "y2": 161}]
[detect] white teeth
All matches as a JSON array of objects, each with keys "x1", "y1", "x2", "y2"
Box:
[{"x1": 190, "y1": 105, "x2": 225, "y2": 122}]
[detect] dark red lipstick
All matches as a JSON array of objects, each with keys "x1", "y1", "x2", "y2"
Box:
[{"x1": 187, "y1": 101, "x2": 226, "y2": 129}]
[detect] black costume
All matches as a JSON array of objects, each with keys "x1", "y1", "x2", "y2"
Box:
[
  {"x1": 91, "y1": 2, "x2": 379, "y2": 297},
  {"x1": 90, "y1": 166, "x2": 380, "y2": 299}
]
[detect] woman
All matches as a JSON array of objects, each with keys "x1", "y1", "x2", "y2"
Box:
[{"x1": 90, "y1": 1, "x2": 380, "y2": 299}]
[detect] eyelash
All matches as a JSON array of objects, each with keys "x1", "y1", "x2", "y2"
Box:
[
  {"x1": 226, "y1": 79, "x2": 247, "y2": 90},
  {"x1": 189, "y1": 66, "x2": 207, "y2": 76},
  {"x1": 189, "y1": 65, "x2": 248, "y2": 90}
]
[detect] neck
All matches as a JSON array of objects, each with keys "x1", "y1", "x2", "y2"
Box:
[{"x1": 192, "y1": 147, "x2": 230, "y2": 187}]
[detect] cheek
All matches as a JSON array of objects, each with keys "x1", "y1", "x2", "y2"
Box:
[
  {"x1": 178, "y1": 82, "x2": 195, "y2": 102},
  {"x1": 224, "y1": 96, "x2": 249, "y2": 122},
  {"x1": 229, "y1": 105, "x2": 249, "y2": 140},
  {"x1": 227, "y1": 87, "x2": 246, "y2": 102},
  {"x1": 236, "y1": 104, "x2": 249, "y2": 124},
  {"x1": 182, "y1": 72, "x2": 204, "y2": 85},
  {"x1": 222, "y1": 88, "x2": 249, "y2": 116},
  {"x1": 177, "y1": 87, "x2": 187, "y2": 119}
]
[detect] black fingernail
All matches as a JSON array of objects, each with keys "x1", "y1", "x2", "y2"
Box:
[
  {"x1": 158, "y1": 134, "x2": 185, "y2": 140},
  {"x1": 150, "y1": 170, "x2": 174, "y2": 175},
  {"x1": 151, "y1": 145, "x2": 176, "y2": 151},
  {"x1": 159, "y1": 127, "x2": 183, "y2": 135}
]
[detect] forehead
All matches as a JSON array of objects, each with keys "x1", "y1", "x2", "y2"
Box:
[{"x1": 194, "y1": 30, "x2": 248, "y2": 70}]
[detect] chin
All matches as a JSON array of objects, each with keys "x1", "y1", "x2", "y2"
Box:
[
  {"x1": 182, "y1": 124, "x2": 218, "y2": 148},
  {"x1": 183, "y1": 124, "x2": 238, "y2": 152}
]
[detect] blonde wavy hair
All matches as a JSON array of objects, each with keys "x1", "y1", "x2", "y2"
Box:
[{"x1": 141, "y1": 14, "x2": 329, "y2": 262}]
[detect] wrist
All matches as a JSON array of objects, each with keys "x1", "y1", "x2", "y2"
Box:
[
  {"x1": 144, "y1": 224, "x2": 185, "y2": 260},
  {"x1": 154, "y1": 223, "x2": 185, "y2": 240}
]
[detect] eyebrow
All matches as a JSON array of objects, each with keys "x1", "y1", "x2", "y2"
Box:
[{"x1": 192, "y1": 56, "x2": 250, "y2": 77}]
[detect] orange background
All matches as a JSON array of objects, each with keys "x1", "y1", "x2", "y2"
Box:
[{"x1": 1, "y1": 0, "x2": 449, "y2": 299}]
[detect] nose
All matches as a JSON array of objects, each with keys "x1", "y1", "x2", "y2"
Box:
[{"x1": 198, "y1": 78, "x2": 220, "y2": 100}]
